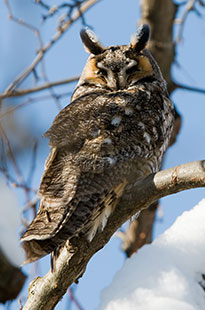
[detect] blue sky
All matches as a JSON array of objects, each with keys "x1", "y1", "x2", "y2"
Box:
[{"x1": 0, "y1": 0, "x2": 205, "y2": 309}]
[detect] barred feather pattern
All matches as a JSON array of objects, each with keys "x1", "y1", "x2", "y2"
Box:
[{"x1": 21, "y1": 26, "x2": 174, "y2": 264}]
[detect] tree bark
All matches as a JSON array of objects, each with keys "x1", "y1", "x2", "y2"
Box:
[{"x1": 140, "y1": 0, "x2": 177, "y2": 92}]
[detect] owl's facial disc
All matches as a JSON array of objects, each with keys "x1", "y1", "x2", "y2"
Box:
[
  {"x1": 83, "y1": 49, "x2": 153, "y2": 90},
  {"x1": 80, "y1": 24, "x2": 155, "y2": 90}
]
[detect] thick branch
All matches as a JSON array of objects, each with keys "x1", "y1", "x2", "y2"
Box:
[
  {"x1": 140, "y1": 0, "x2": 177, "y2": 93},
  {"x1": 22, "y1": 160, "x2": 205, "y2": 310}
]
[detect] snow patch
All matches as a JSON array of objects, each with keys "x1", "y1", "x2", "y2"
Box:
[{"x1": 99, "y1": 199, "x2": 205, "y2": 310}]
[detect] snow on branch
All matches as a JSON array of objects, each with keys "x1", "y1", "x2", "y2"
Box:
[{"x1": 22, "y1": 160, "x2": 205, "y2": 310}]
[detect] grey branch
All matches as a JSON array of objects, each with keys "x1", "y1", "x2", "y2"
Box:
[
  {"x1": 0, "y1": 76, "x2": 79, "y2": 100},
  {"x1": 174, "y1": 82, "x2": 205, "y2": 95},
  {"x1": 22, "y1": 160, "x2": 205, "y2": 310},
  {"x1": 4, "y1": 0, "x2": 99, "y2": 94}
]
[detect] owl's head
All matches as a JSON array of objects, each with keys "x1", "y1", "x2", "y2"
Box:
[{"x1": 73, "y1": 24, "x2": 166, "y2": 100}]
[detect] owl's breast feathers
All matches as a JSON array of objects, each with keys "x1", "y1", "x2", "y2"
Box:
[{"x1": 21, "y1": 83, "x2": 174, "y2": 263}]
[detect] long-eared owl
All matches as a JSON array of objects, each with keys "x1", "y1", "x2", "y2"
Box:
[{"x1": 21, "y1": 25, "x2": 174, "y2": 263}]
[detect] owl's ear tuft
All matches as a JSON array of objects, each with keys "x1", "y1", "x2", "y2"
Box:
[
  {"x1": 80, "y1": 28, "x2": 105, "y2": 55},
  {"x1": 130, "y1": 24, "x2": 150, "y2": 53}
]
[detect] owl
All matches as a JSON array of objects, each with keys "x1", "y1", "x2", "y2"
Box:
[{"x1": 21, "y1": 24, "x2": 174, "y2": 264}]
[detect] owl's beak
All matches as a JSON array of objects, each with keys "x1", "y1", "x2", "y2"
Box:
[
  {"x1": 107, "y1": 73, "x2": 126, "y2": 90},
  {"x1": 107, "y1": 79, "x2": 119, "y2": 90}
]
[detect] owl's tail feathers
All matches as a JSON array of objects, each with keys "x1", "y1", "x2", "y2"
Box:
[{"x1": 21, "y1": 239, "x2": 49, "y2": 264}]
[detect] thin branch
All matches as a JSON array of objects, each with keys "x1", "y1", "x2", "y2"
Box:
[
  {"x1": 68, "y1": 287, "x2": 84, "y2": 310},
  {"x1": 4, "y1": 0, "x2": 99, "y2": 94},
  {"x1": 0, "y1": 76, "x2": 79, "y2": 100},
  {"x1": 198, "y1": 0, "x2": 205, "y2": 6},
  {"x1": 22, "y1": 160, "x2": 205, "y2": 310},
  {"x1": 5, "y1": 0, "x2": 43, "y2": 47},
  {"x1": 174, "y1": 82, "x2": 205, "y2": 94},
  {"x1": 22, "y1": 195, "x2": 39, "y2": 213},
  {"x1": 175, "y1": 0, "x2": 196, "y2": 42},
  {"x1": 35, "y1": 0, "x2": 50, "y2": 10},
  {"x1": 5, "y1": 0, "x2": 45, "y2": 79}
]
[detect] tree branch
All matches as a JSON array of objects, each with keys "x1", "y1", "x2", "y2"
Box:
[
  {"x1": 174, "y1": 82, "x2": 205, "y2": 95},
  {"x1": 139, "y1": 0, "x2": 177, "y2": 93},
  {"x1": 22, "y1": 160, "x2": 205, "y2": 310},
  {"x1": 0, "y1": 76, "x2": 79, "y2": 100},
  {"x1": 4, "y1": 0, "x2": 99, "y2": 94}
]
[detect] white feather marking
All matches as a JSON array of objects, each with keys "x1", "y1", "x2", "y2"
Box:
[
  {"x1": 100, "y1": 206, "x2": 112, "y2": 231},
  {"x1": 144, "y1": 132, "x2": 151, "y2": 144},
  {"x1": 125, "y1": 107, "x2": 134, "y2": 115},
  {"x1": 138, "y1": 122, "x2": 145, "y2": 129},
  {"x1": 111, "y1": 116, "x2": 122, "y2": 126},
  {"x1": 104, "y1": 138, "x2": 112, "y2": 144},
  {"x1": 42, "y1": 199, "x2": 61, "y2": 209},
  {"x1": 105, "y1": 157, "x2": 116, "y2": 166},
  {"x1": 86, "y1": 179, "x2": 128, "y2": 242},
  {"x1": 86, "y1": 206, "x2": 112, "y2": 242},
  {"x1": 135, "y1": 145, "x2": 142, "y2": 156}
]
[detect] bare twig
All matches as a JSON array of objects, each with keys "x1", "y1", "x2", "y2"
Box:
[
  {"x1": 5, "y1": 0, "x2": 99, "y2": 94},
  {"x1": 68, "y1": 287, "x2": 84, "y2": 310},
  {"x1": 174, "y1": 82, "x2": 205, "y2": 94},
  {"x1": 22, "y1": 160, "x2": 205, "y2": 310},
  {"x1": 22, "y1": 195, "x2": 39, "y2": 213},
  {"x1": 35, "y1": 0, "x2": 50, "y2": 10},
  {"x1": 5, "y1": 0, "x2": 43, "y2": 47},
  {"x1": 174, "y1": 0, "x2": 204, "y2": 42},
  {"x1": 5, "y1": 0, "x2": 45, "y2": 79},
  {"x1": 18, "y1": 298, "x2": 23, "y2": 310},
  {"x1": 198, "y1": 0, "x2": 205, "y2": 6},
  {"x1": 0, "y1": 76, "x2": 79, "y2": 100}
]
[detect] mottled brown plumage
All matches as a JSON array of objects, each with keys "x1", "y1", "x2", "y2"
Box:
[{"x1": 21, "y1": 25, "x2": 174, "y2": 264}]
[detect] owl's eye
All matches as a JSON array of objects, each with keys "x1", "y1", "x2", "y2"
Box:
[{"x1": 126, "y1": 64, "x2": 140, "y2": 75}]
